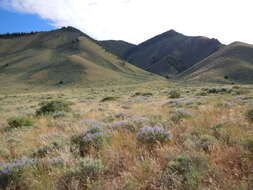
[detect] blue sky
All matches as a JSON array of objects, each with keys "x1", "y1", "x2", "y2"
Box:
[
  {"x1": 0, "y1": 8, "x2": 54, "y2": 34},
  {"x1": 0, "y1": 0, "x2": 253, "y2": 44}
]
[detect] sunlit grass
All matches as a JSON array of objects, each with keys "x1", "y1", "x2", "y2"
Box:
[{"x1": 0, "y1": 82, "x2": 253, "y2": 189}]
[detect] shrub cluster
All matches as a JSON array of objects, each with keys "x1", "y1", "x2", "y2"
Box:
[
  {"x1": 170, "y1": 109, "x2": 192, "y2": 123},
  {"x1": 100, "y1": 97, "x2": 118, "y2": 102},
  {"x1": 204, "y1": 88, "x2": 232, "y2": 94},
  {"x1": 169, "y1": 90, "x2": 181, "y2": 99},
  {"x1": 195, "y1": 91, "x2": 208, "y2": 96},
  {"x1": 137, "y1": 126, "x2": 171, "y2": 145},
  {"x1": 133, "y1": 92, "x2": 153, "y2": 97},
  {"x1": 36, "y1": 100, "x2": 72, "y2": 116},
  {"x1": 0, "y1": 31, "x2": 38, "y2": 39},
  {"x1": 0, "y1": 147, "x2": 10, "y2": 159},
  {"x1": 243, "y1": 138, "x2": 253, "y2": 153},
  {"x1": 7, "y1": 116, "x2": 35, "y2": 129},
  {"x1": 246, "y1": 108, "x2": 253, "y2": 122},
  {"x1": 196, "y1": 135, "x2": 217, "y2": 152},
  {"x1": 109, "y1": 116, "x2": 148, "y2": 132},
  {"x1": 62, "y1": 157, "x2": 106, "y2": 188},
  {"x1": 72, "y1": 124, "x2": 110, "y2": 156},
  {"x1": 74, "y1": 158, "x2": 105, "y2": 180},
  {"x1": 51, "y1": 111, "x2": 68, "y2": 118},
  {"x1": 167, "y1": 154, "x2": 207, "y2": 190},
  {"x1": 33, "y1": 141, "x2": 64, "y2": 158},
  {"x1": 168, "y1": 155, "x2": 191, "y2": 173},
  {"x1": 0, "y1": 157, "x2": 36, "y2": 189}
]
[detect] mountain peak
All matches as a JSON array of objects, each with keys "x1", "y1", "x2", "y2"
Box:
[
  {"x1": 165, "y1": 29, "x2": 180, "y2": 35},
  {"x1": 157, "y1": 29, "x2": 182, "y2": 38},
  {"x1": 122, "y1": 30, "x2": 223, "y2": 77},
  {"x1": 59, "y1": 26, "x2": 83, "y2": 33},
  {"x1": 57, "y1": 26, "x2": 97, "y2": 42},
  {"x1": 137, "y1": 29, "x2": 182, "y2": 47}
]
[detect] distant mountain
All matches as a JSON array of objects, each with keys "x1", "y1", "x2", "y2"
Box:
[
  {"x1": 0, "y1": 27, "x2": 157, "y2": 92},
  {"x1": 119, "y1": 30, "x2": 223, "y2": 77},
  {"x1": 178, "y1": 42, "x2": 253, "y2": 84},
  {"x1": 99, "y1": 40, "x2": 136, "y2": 59}
]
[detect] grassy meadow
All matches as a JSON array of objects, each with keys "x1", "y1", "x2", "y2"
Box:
[{"x1": 0, "y1": 80, "x2": 253, "y2": 190}]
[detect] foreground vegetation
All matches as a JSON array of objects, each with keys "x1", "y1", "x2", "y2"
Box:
[{"x1": 0, "y1": 80, "x2": 253, "y2": 190}]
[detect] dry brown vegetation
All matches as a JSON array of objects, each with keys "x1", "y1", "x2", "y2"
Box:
[{"x1": 0, "y1": 81, "x2": 253, "y2": 190}]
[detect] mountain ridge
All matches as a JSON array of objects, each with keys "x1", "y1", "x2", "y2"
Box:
[
  {"x1": 0, "y1": 27, "x2": 158, "y2": 92},
  {"x1": 99, "y1": 40, "x2": 136, "y2": 59},
  {"x1": 178, "y1": 41, "x2": 253, "y2": 83},
  {"x1": 100, "y1": 29, "x2": 224, "y2": 77}
]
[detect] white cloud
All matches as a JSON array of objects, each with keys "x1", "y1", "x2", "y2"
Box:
[{"x1": 1, "y1": 0, "x2": 253, "y2": 44}]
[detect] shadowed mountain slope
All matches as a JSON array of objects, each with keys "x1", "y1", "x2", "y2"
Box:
[
  {"x1": 179, "y1": 42, "x2": 253, "y2": 84},
  {"x1": 99, "y1": 40, "x2": 136, "y2": 59},
  {"x1": 122, "y1": 30, "x2": 223, "y2": 77},
  {"x1": 0, "y1": 27, "x2": 158, "y2": 92}
]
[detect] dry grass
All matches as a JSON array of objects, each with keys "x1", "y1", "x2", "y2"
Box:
[{"x1": 0, "y1": 82, "x2": 253, "y2": 190}]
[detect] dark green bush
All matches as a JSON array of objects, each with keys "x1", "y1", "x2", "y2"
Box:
[
  {"x1": 7, "y1": 116, "x2": 35, "y2": 129},
  {"x1": 133, "y1": 92, "x2": 153, "y2": 97},
  {"x1": 196, "y1": 92, "x2": 208, "y2": 96},
  {"x1": 232, "y1": 85, "x2": 241, "y2": 89},
  {"x1": 100, "y1": 97, "x2": 118, "y2": 102},
  {"x1": 224, "y1": 75, "x2": 229, "y2": 79},
  {"x1": 207, "y1": 88, "x2": 232, "y2": 94},
  {"x1": 242, "y1": 138, "x2": 253, "y2": 153},
  {"x1": 36, "y1": 100, "x2": 72, "y2": 116},
  {"x1": 246, "y1": 108, "x2": 253, "y2": 122},
  {"x1": 169, "y1": 90, "x2": 181, "y2": 99},
  {"x1": 168, "y1": 155, "x2": 191, "y2": 173},
  {"x1": 167, "y1": 154, "x2": 207, "y2": 190}
]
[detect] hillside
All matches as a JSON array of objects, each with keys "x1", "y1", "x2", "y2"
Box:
[
  {"x1": 179, "y1": 42, "x2": 253, "y2": 84},
  {"x1": 0, "y1": 27, "x2": 158, "y2": 92},
  {"x1": 99, "y1": 40, "x2": 136, "y2": 59},
  {"x1": 123, "y1": 30, "x2": 223, "y2": 77}
]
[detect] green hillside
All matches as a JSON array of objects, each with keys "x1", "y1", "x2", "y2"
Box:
[
  {"x1": 179, "y1": 42, "x2": 253, "y2": 84},
  {"x1": 123, "y1": 30, "x2": 223, "y2": 77},
  {"x1": 0, "y1": 27, "x2": 158, "y2": 92}
]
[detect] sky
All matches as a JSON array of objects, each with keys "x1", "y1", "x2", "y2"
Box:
[
  {"x1": 0, "y1": 0, "x2": 253, "y2": 45},
  {"x1": 0, "y1": 8, "x2": 53, "y2": 34}
]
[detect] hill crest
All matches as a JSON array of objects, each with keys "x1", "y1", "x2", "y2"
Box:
[
  {"x1": 0, "y1": 27, "x2": 158, "y2": 92},
  {"x1": 178, "y1": 41, "x2": 253, "y2": 83}
]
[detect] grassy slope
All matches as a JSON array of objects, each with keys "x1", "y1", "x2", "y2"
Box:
[
  {"x1": 179, "y1": 42, "x2": 253, "y2": 84},
  {"x1": 124, "y1": 30, "x2": 223, "y2": 77},
  {"x1": 99, "y1": 40, "x2": 136, "y2": 59},
  {"x1": 0, "y1": 27, "x2": 158, "y2": 92}
]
